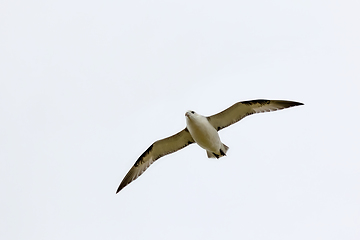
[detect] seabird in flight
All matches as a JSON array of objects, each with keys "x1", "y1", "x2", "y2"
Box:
[{"x1": 116, "y1": 99, "x2": 303, "y2": 193}]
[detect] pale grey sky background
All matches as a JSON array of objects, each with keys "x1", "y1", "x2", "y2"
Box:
[{"x1": 1, "y1": 0, "x2": 359, "y2": 239}]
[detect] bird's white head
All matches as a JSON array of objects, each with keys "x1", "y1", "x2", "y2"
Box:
[{"x1": 185, "y1": 110, "x2": 196, "y2": 119}]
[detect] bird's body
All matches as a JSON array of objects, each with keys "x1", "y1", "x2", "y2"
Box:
[
  {"x1": 116, "y1": 99, "x2": 303, "y2": 193},
  {"x1": 185, "y1": 111, "x2": 227, "y2": 158}
]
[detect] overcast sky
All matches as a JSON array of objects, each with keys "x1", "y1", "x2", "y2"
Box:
[{"x1": 1, "y1": 0, "x2": 359, "y2": 239}]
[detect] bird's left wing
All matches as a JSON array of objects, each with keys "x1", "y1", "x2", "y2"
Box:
[
  {"x1": 116, "y1": 128, "x2": 194, "y2": 193},
  {"x1": 207, "y1": 99, "x2": 303, "y2": 131}
]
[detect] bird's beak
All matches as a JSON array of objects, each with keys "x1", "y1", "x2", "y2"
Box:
[{"x1": 185, "y1": 112, "x2": 190, "y2": 118}]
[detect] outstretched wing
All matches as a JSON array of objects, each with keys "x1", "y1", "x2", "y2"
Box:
[
  {"x1": 207, "y1": 99, "x2": 303, "y2": 131},
  {"x1": 116, "y1": 128, "x2": 194, "y2": 193}
]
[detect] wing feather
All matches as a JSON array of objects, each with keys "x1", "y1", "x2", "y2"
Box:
[
  {"x1": 116, "y1": 128, "x2": 194, "y2": 193},
  {"x1": 207, "y1": 99, "x2": 303, "y2": 131}
]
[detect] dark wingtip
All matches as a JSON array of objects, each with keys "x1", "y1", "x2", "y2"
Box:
[
  {"x1": 281, "y1": 100, "x2": 304, "y2": 107},
  {"x1": 294, "y1": 101, "x2": 304, "y2": 106},
  {"x1": 116, "y1": 182, "x2": 126, "y2": 194},
  {"x1": 117, "y1": 179, "x2": 130, "y2": 194}
]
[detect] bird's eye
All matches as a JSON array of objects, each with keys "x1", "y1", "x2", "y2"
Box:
[{"x1": 191, "y1": 111, "x2": 195, "y2": 114}]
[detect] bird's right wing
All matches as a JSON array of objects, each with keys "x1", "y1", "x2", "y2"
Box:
[
  {"x1": 207, "y1": 99, "x2": 303, "y2": 131},
  {"x1": 116, "y1": 128, "x2": 194, "y2": 193}
]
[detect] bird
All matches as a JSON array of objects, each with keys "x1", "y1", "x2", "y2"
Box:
[{"x1": 116, "y1": 99, "x2": 303, "y2": 193}]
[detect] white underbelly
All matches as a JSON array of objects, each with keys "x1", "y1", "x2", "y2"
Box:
[{"x1": 187, "y1": 120, "x2": 221, "y2": 153}]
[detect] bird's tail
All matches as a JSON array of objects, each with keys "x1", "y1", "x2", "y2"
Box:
[
  {"x1": 221, "y1": 143, "x2": 229, "y2": 155},
  {"x1": 206, "y1": 143, "x2": 229, "y2": 159}
]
